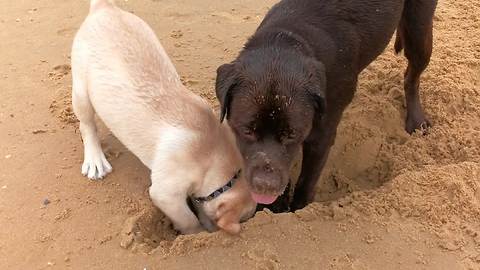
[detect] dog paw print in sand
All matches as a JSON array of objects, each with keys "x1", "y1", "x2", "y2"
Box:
[
  {"x1": 329, "y1": 254, "x2": 368, "y2": 270},
  {"x1": 170, "y1": 30, "x2": 184, "y2": 39},
  {"x1": 48, "y1": 64, "x2": 71, "y2": 81},
  {"x1": 209, "y1": 11, "x2": 263, "y2": 24},
  {"x1": 47, "y1": 64, "x2": 78, "y2": 125},
  {"x1": 462, "y1": 254, "x2": 480, "y2": 270},
  {"x1": 49, "y1": 95, "x2": 77, "y2": 125},
  {"x1": 437, "y1": 228, "x2": 467, "y2": 252},
  {"x1": 57, "y1": 27, "x2": 77, "y2": 38},
  {"x1": 243, "y1": 246, "x2": 280, "y2": 270}
]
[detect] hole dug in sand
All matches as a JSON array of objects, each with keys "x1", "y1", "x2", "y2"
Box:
[
  {"x1": 119, "y1": 204, "x2": 227, "y2": 257},
  {"x1": 119, "y1": 204, "x2": 243, "y2": 258},
  {"x1": 119, "y1": 206, "x2": 177, "y2": 253}
]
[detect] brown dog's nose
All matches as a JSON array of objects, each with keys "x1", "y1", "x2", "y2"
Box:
[
  {"x1": 247, "y1": 151, "x2": 286, "y2": 195},
  {"x1": 264, "y1": 163, "x2": 273, "y2": 172},
  {"x1": 250, "y1": 169, "x2": 282, "y2": 194}
]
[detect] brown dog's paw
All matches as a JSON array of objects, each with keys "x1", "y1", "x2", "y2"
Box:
[
  {"x1": 289, "y1": 199, "x2": 309, "y2": 212},
  {"x1": 405, "y1": 115, "x2": 432, "y2": 135}
]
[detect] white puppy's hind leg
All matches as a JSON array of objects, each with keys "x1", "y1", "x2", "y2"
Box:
[{"x1": 72, "y1": 76, "x2": 112, "y2": 180}]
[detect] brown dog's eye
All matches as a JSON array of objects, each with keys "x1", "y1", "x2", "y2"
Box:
[
  {"x1": 281, "y1": 129, "x2": 297, "y2": 143},
  {"x1": 242, "y1": 128, "x2": 256, "y2": 140},
  {"x1": 235, "y1": 123, "x2": 257, "y2": 141},
  {"x1": 288, "y1": 129, "x2": 296, "y2": 139}
]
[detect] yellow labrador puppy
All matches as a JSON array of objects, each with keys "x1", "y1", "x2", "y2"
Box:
[{"x1": 71, "y1": 0, "x2": 256, "y2": 234}]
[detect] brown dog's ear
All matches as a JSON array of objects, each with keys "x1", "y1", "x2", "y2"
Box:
[
  {"x1": 307, "y1": 59, "x2": 327, "y2": 115},
  {"x1": 215, "y1": 63, "x2": 238, "y2": 122}
]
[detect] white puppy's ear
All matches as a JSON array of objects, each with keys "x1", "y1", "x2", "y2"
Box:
[
  {"x1": 215, "y1": 202, "x2": 227, "y2": 217},
  {"x1": 217, "y1": 219, "x2": 241, "y2": 235},
  {"x1": 215, "y1": 202, "x2": 241, "y2": 235}
]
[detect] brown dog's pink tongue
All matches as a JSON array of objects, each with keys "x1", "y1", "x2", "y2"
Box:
[{"x1": 251, "y1": 193, "x2": 278, "y2": 204}]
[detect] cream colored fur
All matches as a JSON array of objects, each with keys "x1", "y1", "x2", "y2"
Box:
[{"x1": 71, "y1": 0, "x2": 256, "y2": 234}]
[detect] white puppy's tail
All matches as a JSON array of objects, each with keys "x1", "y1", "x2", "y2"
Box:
[{"x1": 90, "y1": 0, "x2": 115, "y2": 13}]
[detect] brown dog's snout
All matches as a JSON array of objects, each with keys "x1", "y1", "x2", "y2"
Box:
[
  {"x1": 263, "y1": 163, "x2": 274, "y2": 172},
  {"x1": 245, "y1": 151, "x2": 288, "y2": 194},
  {"x1": 248, "y1": 165, "x2": 286, "y2": 195}
]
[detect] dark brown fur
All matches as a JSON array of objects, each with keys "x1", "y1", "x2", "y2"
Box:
[{"x1": 216, "y1": 0, "x2": 437, "y2": 211}]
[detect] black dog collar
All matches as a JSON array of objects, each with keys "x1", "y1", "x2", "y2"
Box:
[{"x1": 192, "y1": 170, "x2": 241, "y2": 203}]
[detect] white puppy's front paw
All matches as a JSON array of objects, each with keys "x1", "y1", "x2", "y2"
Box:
[{"x1": 81, "y1": 152, "x2": 112, "y2": 180}]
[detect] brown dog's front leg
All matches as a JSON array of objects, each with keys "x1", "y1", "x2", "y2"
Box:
[
  {"x1": 290, "y1": 116, "x2": 341, "y2": 211},
  {"x1": 290, "y1": 139, "x2": 332, "y2": 211}
]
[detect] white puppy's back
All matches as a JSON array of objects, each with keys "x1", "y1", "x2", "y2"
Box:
[{"x1": 72, "y1": 2, "x2": 213, "y2": 168}]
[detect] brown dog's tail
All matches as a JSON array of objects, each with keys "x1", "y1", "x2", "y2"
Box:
[{"x1": 394, "y1": 30, "x2": 403, "y2": 54}]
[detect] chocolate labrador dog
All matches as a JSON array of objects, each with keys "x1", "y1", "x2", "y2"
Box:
[{"x1": 215, "y1": 0, "x2": 437, "y2": 211}]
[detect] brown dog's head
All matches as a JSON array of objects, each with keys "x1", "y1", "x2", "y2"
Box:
[{"x1": 215, "y1": 48, "x2": 327, "y2": 204}]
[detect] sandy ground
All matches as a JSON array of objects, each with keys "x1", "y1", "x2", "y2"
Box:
[{"x1": 1, "y1": 0, "x2": 479, "y2": 269}]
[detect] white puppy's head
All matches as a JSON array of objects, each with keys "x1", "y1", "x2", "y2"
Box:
[
  {"x1": 191, "y1": 122, "x2": 257, "y2": 234},
  {"x1": 192, "y1": 171, "x2": 257, "y2": 234}
]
